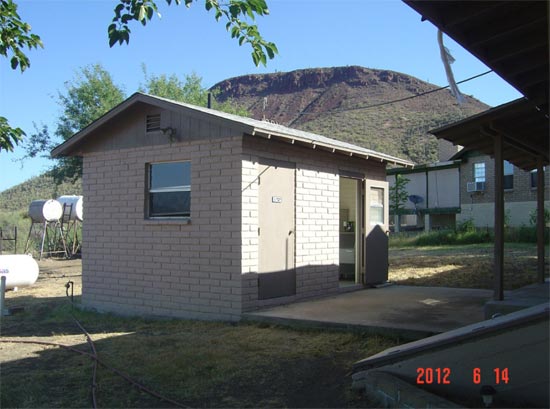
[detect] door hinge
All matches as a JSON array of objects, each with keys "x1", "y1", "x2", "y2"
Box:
[{"x1": 258, "y1": 227, "x2": 260, "y2": 235}]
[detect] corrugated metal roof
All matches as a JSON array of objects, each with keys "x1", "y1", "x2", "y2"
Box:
[{"x1": 51, "y1": 92, "x2": 414, "y2": 167}]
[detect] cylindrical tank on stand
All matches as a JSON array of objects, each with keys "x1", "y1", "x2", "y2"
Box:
[
  {"x1": 28, "y1": 199, "x2": 62, "y2": 223},
  {"x1": 0, "y1": 254, "x2": 39, "y2": 289},
  {"x1": 57, "y1": 195, "x2": 84, "y2": 221}
]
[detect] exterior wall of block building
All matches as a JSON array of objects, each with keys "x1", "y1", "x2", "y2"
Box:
[
  {"x1": 79, "y1": 102, "x2": 388, "y2": 320},
  {"x1": 240, "y1": 137, "x2": 387, "y2": 311},
  {"x1": 458, "y1": 152, "x2": 549, "y2": 227}
]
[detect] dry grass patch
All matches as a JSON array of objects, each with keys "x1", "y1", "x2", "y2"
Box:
[
  {"x1": 389, "y1": 243, "x2": 548, "y2": 290},
  {"x1": 1, "y1": 259, "x2": 401, "y2": 408}
]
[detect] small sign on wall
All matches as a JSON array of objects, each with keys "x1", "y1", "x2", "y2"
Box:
[{"x1": 272, "y1": 196, "x2": 283, "y2": 204}]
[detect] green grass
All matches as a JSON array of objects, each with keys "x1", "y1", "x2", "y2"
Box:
[
  {"x1": 1, "y1": 302, "x2": 402, "y2": 408},
  {"x1": 390, "y1": 226, "x2": 549, "y2": 248}
]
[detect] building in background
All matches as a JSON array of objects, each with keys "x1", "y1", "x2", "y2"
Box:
[
  {"x1": 452, "y1": 150, "x2": 549, "y2": 228},
  {"x1": 388, "y1": 160, "x2": 461, "y2": 231}
]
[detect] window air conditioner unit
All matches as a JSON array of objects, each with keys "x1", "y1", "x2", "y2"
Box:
[{"x1": 467, "y1": 181, "x2": 485, "y2": 192}]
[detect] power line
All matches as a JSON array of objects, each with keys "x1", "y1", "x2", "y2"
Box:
[{"x1": 297, "y1": 69, "x2": 493, "y2": 117}]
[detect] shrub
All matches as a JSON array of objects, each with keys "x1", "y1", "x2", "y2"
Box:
[
  {"x1": 529, "y1": 208, "x2": 550, "y2": 227},
  {"x1": 505, "y1": 226, "x2": 549, "y2": 243},
  {"x1": 390, "y1": 224, "x2": 492, "y2": 247},
  {"x1": 456, "y1": 219, "x2": 475, "y2": 233}
]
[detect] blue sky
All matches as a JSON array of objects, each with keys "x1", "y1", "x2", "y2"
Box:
[{"x1": 0, "y1": 0, "x2": 521, "y2": 192}]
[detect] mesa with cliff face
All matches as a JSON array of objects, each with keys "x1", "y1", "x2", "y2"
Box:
[{"x1": 212, "y1": 66, "x2": 489, "y2": 164}]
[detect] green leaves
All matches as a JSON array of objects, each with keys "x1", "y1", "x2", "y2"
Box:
[
  {"x1": 109, "y1": 0, "x2": 160, "y2": 46},
  {"x1": 140, "y1": 67, "x2": 249, "y2": 116},
  {"x1": 389, "y1": 174, "x2": 410, "y2": 215},
  {"x1": 0, "y1": 0, "x2": 43, "y2": 153},
  {"x1": 0, "y1": 0, "x2": 43, "y2": 73},
  {"x1": 108, "y1": 0, "x2": 278, "y2": 66},
  {"x1": 0, "y1": 116, "x2": 25, "y2": 152},
  {"x1": 211, "y1": 0, "x2": 276, "y2": 66}
]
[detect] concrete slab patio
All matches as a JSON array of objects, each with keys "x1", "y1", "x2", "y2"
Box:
[{"x1": 244, "y1": 285, "x2": 495, "y2": 340}]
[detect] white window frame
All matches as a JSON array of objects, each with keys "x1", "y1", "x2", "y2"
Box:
[
  {"x1": 369, "y1": 187, "x2": 385, "y2": 226},
  {"x1": 474, "y1": 162, "x2": 486, "y2": 183}
]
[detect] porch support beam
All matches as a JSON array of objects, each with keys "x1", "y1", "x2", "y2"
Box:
[
  {"x1": 493, "y1": 134, "x2": 504, "y2": 301},
  {"x1": 536, "y1": 156, "x2": 545, "y2": 283}
]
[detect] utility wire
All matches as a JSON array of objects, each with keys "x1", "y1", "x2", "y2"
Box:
[{"x1": 297, "y1": 69, "x2": 493, "y2": 117}]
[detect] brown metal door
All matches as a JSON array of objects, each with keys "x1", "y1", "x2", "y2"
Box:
[{"x1": 258, "y1": 159, "x2": 296, "y2": 299}]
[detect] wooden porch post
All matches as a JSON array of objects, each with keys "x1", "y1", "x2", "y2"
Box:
[
  {"x1": 536, "y1": 156, "x2": 545, "y2": 283},
  {"x1": 494, "y1": 135, "x2": 504, "y2": 301}
]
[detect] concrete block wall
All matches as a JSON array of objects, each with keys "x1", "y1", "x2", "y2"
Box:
[
  {"x1": 241, "y1": 136, "x2": 387, "y2": 311},
  {"x1": 460, "y1": 153, "x2": 549, "y2": 227},
  {"x1": 82, "y1": 135, "x2": 243, "y2": 321},
  {"x1": 458, "y1": 200, "x2": 550, "y2": 228}
]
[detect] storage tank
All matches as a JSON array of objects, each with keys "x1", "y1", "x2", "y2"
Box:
[
  {"x1": 0, "y1": 254, "x2": 39, "y2": 289},
  {"x1": 28, "y1": 199, "x2": 63, "y2": 223},
  {"x1": 57, "y1": 195, "x2": 83, "y2": 221}
]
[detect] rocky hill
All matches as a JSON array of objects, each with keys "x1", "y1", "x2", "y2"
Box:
[
  {"x1": 0, "y1": 173, "x2": 81, "y2": 213},
  {"x1": 1, "y1": 66, "x2": 489, "y2": 212},
  {"x1": 212, "y1": 66, "x2": 489, "y2": 163}
]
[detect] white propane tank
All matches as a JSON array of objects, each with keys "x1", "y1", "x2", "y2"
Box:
[
  {"x1": 28, "y1": 199, "x2": 63, "y2": 223},
  {"x1": 0, "y1": 255, "x2": 39, "y2": 290},
  {"x1": 57, "y1": 195, "x2": 83, "y2": 221}
]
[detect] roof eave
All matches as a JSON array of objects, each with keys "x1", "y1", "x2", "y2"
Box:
[{"x1": 252, "y1": 128, "x2": 414, "y2": 168}]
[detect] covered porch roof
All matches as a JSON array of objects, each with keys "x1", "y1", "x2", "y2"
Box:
[
  {"x1": 432, "y1": 98, "x2": 549, "y2": 171},
  {"x1": 404, "y1": 0, "x2": 549, "y2": 302},
  {"x1": 404, "y1": 0, "x2": 549, "y2": 116}
]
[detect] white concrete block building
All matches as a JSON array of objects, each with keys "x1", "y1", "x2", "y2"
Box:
[{"x1": 52, "y1": 93, "x2": 412, "y2": 320}]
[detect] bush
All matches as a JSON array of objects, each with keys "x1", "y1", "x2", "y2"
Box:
[
  {"x1": 390, "y1": 223, "x2": 550, "y2": 247},
  {"x1": 456, "y1": 219, "x2": 476, "y2": 233},
  {"x1": 390, "y1": 223, "x2": 492, "y2": 247},
  {"x1": 529, "y1": 208, "x2": 550, "y2": 227},
  {"x1": 505, "y1": 226, "x2": 549, "y2": 243}
]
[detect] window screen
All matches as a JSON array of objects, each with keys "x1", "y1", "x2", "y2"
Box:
[{"x1": 148, "y1": 162, "x2": 191, "y2": 218}]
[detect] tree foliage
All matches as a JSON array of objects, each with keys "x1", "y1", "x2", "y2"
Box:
[
  {"x1": 140, "y1": 66, "x2": 248, "y2": 115},
  {"x1": 0, "y1": 0, "x2": 274, "y2": 154},
  {"x1": 0, "y1": 0, "x2": 42, "y2": 72},
  {"x1": 389, "y1": 174, "x2": 410, "y2": 215},
  {"x1": 24, "y1": 65, "x2": 248, "y2": 183},
  {"x1": 0, "y1": 0, "x2": 42, "y2": 152},
  {"x1": 0, "y1": 116, "x2": 24, "y2": 151},
  {"x1": 23, "y1": 64, "x2": 125, "y2": 182},
  {"x1": 109, "y1": 0, "x2": 277, "y2": 66}
]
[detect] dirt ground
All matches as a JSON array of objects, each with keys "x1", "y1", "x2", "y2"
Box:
[
  {"x1": 389, "y1": 243, "x2": 547, "y2": 290},
  {"x1": 0, "y1": 258, "x2": 393, "y2": 408},
  {"x1": 6, "y1": 258, "x2": 83, "y2": 302},
  {"x1": 1, "y1": 258, "x2": 87, "y2": 364},
  {"x1": 1, "y1": 245, "x2": 546, "y2": 408}
]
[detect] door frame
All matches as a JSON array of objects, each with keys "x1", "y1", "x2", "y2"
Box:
[{"x1": 339, "y1": 172, "x2": 365, "y2": 285}]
